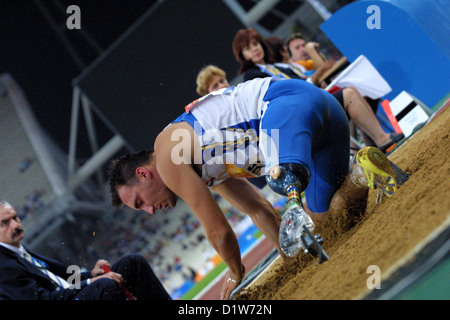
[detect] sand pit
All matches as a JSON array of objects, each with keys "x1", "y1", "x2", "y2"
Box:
[{"x1": 234, "y1": 102, "x2": 450, "y2": 300}]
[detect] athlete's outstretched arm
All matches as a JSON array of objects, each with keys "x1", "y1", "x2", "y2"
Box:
[
  {"x1": 154, "y1": 127, "x2": 243, "y2": 300},
  {"x1": 213, "y1": 177, "x2": 285, "y2": 260}
]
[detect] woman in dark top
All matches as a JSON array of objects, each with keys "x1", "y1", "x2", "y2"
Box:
[
  {"x1": 241, "y1": 33, "x2": 404, "y2": 154},
  {"x1": 232, "y1": 28, "x2": 296, "y2": 82}
]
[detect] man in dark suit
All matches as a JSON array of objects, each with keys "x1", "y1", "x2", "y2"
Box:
[{"x1": 0, "y1": 201, "x2": 171, "y2": 300}]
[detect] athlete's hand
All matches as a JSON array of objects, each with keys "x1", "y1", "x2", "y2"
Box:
[{"x1": 220, "y1": 265, "x2": 245, "y2": 300}]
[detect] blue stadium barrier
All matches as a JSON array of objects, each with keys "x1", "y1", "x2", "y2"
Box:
[{"x1": 320, "y1": 0, "x2": 450, "y2": 112}]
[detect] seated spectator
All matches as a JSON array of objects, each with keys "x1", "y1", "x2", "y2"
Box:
[
  {"x1": 266, "y1": 35, "x2": 403, "y2": 153},
  {"x1": 285, "y1": 33, "x2": 329, "y2": 75},
  {"x1": 277, "y1": 33, "x2": 335, "y2": 86},
  {"x1": 196, "y1": 65, "x2": 230, "y2": 96},
  {"x1": 232, "y1": 28, "x2": 298, "y2": 82},
  {"x1": 265, "y1": 36, "x2": 311, "y2": 82},
  {"x1": 0, "y1": 201, "x2": 171, "y2": 300}
]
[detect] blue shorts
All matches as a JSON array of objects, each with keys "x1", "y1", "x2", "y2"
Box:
[{"x1": 261, "y1": 79, "x2": 350, "y2": 213}]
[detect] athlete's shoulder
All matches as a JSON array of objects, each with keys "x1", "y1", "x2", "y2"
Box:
[{"x1": 184, "y1": 86, "x2": 236, "y2": 113}]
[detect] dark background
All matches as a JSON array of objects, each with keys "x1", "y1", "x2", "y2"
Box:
[{"x1": 0, "y1": 0, "x2": 244, "y2": 158}]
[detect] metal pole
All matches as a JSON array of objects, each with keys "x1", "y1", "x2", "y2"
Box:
[
  {"x1": 2, "y1": 74, "x2": 67, "y2": 196},
  {"x1": 68, "y1": 86, "x2": 81, "y2": 176},
  {"x1": 80, "y1": 94, "x2": 104, "y2": 186},
  {"x1": 305, "y1": 0, "x2": 332, "y2": 20},
  {"x1": 67, "y1": 135, "x2": 125, "y2": 191},
  {"x1": 244, "y1": 0, "x2": 279, "y2": 25}
]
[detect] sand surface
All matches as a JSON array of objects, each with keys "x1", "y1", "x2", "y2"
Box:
[{"x1": 235, "y1": 103, "x2": 450, "y2": 300}]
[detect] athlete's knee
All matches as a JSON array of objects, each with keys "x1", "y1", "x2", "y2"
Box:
[{"x1": 265, "y1": 163, "x2": 310, "y2": 196}]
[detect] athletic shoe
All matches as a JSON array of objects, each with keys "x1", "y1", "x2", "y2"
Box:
[
  {"x1": 378, "y1": 133, "x2": 405, "y2": 153},
  {"x1": 356, "y1": 146, "x2": 409, "y2": 197}
]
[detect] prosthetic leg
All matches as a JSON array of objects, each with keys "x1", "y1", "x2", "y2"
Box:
[{"x1": 266, "y1": 163, "x2": 329, "y2": 263}]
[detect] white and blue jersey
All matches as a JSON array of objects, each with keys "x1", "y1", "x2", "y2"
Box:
[
  {"x1": 169, "y1": 77, "x2": 350, "y2": 213},
  {"x1": 171, "y1": 77, "x2": 274, "y2": 187}
]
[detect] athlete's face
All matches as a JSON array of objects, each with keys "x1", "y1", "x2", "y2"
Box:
[
  {"x1": 208, "y1": 75, "x2": 229, "y2": 94},
  {"x1": 117, "y1": 167, "x2": 177, "y2": 215},
  {"x1": 288, "y1": 38, "x2": 308, "y2": 61},
  {"x1": 242, "y1": 39, "x2": 265, "y2": 65}
]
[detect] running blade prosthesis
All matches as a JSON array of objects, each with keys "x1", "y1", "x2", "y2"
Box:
[
  {"x1": 280, "y1": 147, "x2": 408, "y2": 262},
  {"x1": 356, "y1": 146, "x2": 409, "y2": 203},
  {"x1": 279, "y1": 206, "x2": 329, "y2": 264}
]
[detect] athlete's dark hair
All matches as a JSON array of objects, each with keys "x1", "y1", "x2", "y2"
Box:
[{"x1": 107, "y1": 149, "x2": 154, "y2": 207}]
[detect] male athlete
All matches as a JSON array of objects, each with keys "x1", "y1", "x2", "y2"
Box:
[{"x1": 108, "y1": 77, "x2": 408, "y2": 300}]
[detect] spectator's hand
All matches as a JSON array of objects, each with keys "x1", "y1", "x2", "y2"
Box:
[
  {"x1": 320, "y1": 58, "x2": 337, "y2": 72},
  {"x1": 91, "y1": 259, "x2": 110, "y2": 277},
  {"x1": 311, "y1": 58, "x2": 337, "y2": 86},
  {"x1": 305, "y1": 41, "x2": 320, "y2": 54},
  {"x1": 91, "y1": 271, "x2": 124, "y2": 286}
]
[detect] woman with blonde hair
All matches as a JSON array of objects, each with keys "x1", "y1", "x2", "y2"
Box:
[{"x1": 196, "y1": 65, "x2": 230, "y2": 96}]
